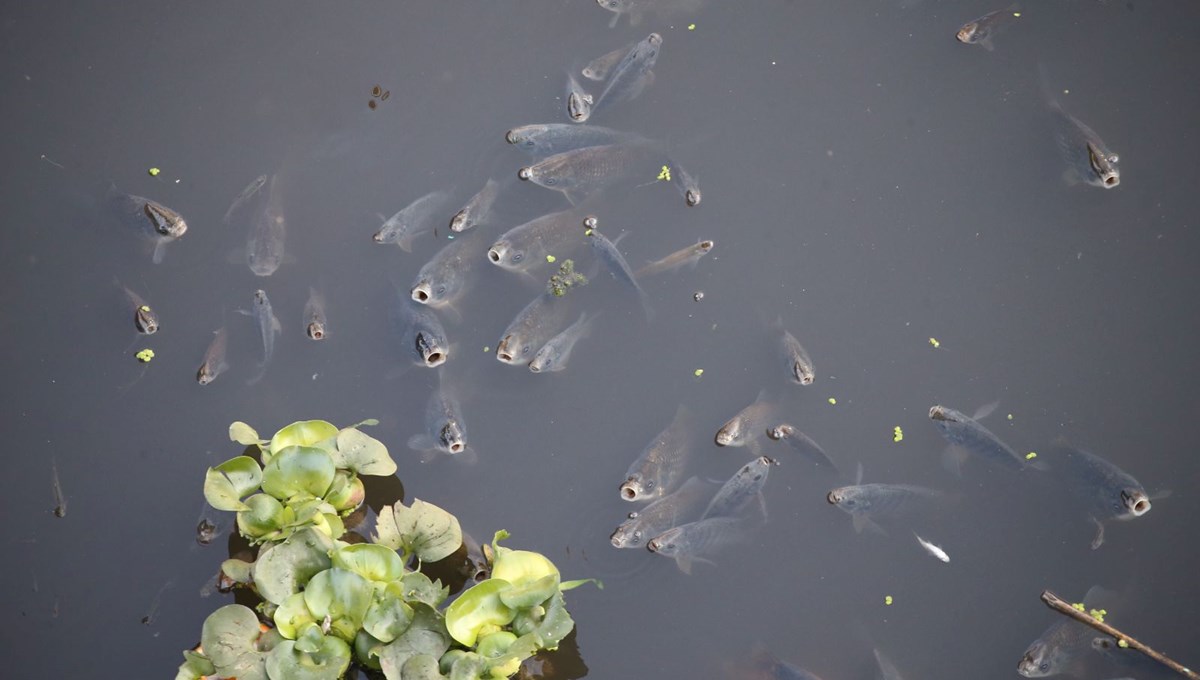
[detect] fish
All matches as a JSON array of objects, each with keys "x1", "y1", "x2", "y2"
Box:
[
  {"x1": 488, "y1": 209, "x2": 584, "y2": 273},
  {"x1": 774, "y1": 318, "x2": 815, "y2": 385},
  {"x1": 701, "y1": 455, "x2": 778, "y2": 521},
  {"x1": 222, "y1": 174, "x2": 268, "y2": 224},
  {"x1": 1039, "y1": 65, "x2": 1121, "y2": 189},
  {"x1": 51, "y1": 457, "x2": 66, "y2": 518},
  {"x1": 374, "y1": 190, "x2": 452, "y2": 251},
  {"x1": 245, "y1": 174, "x2": 286, "y2": 276},
  {"x1": 407, "y1": 377, "x2": 473, "y2": 462},
  {"x1": 304, "y1": 287, "x2": 328, "y2": 340},
  {"x1": 827, "y1": 473, "x2": 943, "y2": 535},
  {"x1": 1018, "y1": 586, "x2": 1115, "y2": 677},
  {"x1": 518, "y1": 141, "x2": 667, "y2": 205},
  {"x1": 646, "y1": 516, "x2": 744, "y2": 574},
  {"x1": 411, "y1": 232, "x2": 482, "y2": 309},
  {"x1": 195, "y1": 505, "x2": 228, "y2": 546},
  {"x1": 956, "y1": 4, "x2": 1021, "y2": 51},
  {"x1": 595, "y1": 0, "x2": 706, "y2": 29},
  {"x1": 582, "y1": 43, "x2": 632, "y2": 81},
  {"x1": 1090, "y1": 637, "x2": 1169, "y2": 679},
  {"x1": 115, "y1": 278, "x2": 159, "y2": 334},
  {"x1": 505, "y1": 123, "x2": 638, "y2": 157},
  {"x1": 449, "y1": 179, "x2": 500, "y2": 233},
  {"x1": 619, "y1": 404, "x2": 693, "y2": 501},
  {"x1": 929, "y1": 403, "x2": 1040, "y2": 474},
  {"x1": 636, "y1": 239, "x2": 714, "y2": 277},
  {"x1": 741, "y1": 643, "x2": 828, "y2": 680},
  {"x1": 873, "y1": 648, "x2": 905, "y2": 680},
  {"x1": 1047, "y1": 441, "x2": 1152, "y2": 549},
  {"x1": 496, "y1": 292, "x2": 572, "y2": 365},
  {"x1": 196, "y1": 327, "x2": 230, "y2": 385},
  {"x1": 529, "y1": 311, "x2": 598, "y2": 373},
  {"x1": 672, "y1": 163, "x2": 701, "y2": 206},
  {"x1": 565, "y1": 71, "x2": 594, "y2": 123},
  {"x1": 913, "y1": 532, "x2": 950, "y2": 563},
  {"x1": 107, "y1": 185, "x2": 188, "y2": 264},
  {"x1": 611, "y1": 476, "x2": 710, "y2": 549},
  {"x1": 766, "y1": 424, "x2": 838, "y2": 471},
  {"x1": 587, "y1": 33, "x2": 662, "y2": 119},
  {"x1": 715, "y1": 389, "x2": 776, "y2": 451},
  {"x1": 241, "y1": 289, "x2": 281, "y2": 385},
  {"x1": 398, "y1": 298, "x2": 450, "y2": 368},
  {"x1": 588, "y1": 230, "x2": 652, "y2": 319}
]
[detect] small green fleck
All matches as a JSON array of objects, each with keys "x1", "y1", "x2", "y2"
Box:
[
  {"x1": 1007, "y1": 413, "x2": 1014, "y2": 420},
  {"x1": 1117, "y1": 639, "x2": 1128, "y2": 648},
  {"x1": 584, "y1": 229, "x2": 593, "y2": 236},
  {"x1": 1026, "y1": 451, "x2": 1038, "y2": 460},
  {"x1": 148, "y1": 167, "x2": 160, "y2": 177},
  {"x1": 657, "y1": 165, "x2": 671, "y2": 182},
  {"x1": 828, "y1": 397, "x2": 837, "y2": 405},
  {"x1": 688, "y1": 23, "x2": 696, "y2": 30},
  {"x1": 135, "y1": 348, "x2": 155, "y2": 363},
  {"x1": 483, "y1": 346, "x2": 490, "y2": 353},
  {"x1": 1089, "y1": 608, "x2": 1106, "y2": 623},
  {"x1": 138, "y1": 305, "x2": 150, "y2": 313},
  {"x1": 928, "y1": 337, "x2": 940, "y2": 348},
  {"x1": 884, "y1": 595, "x2": 893, "y2": 605},
  {"x1": 546, "y1": 255, "x2": 557, "y2": 263},
  {"x1": 892, "y1": 426, "x2": 903, "y2": 443},
  {"x1": 693, "y1": 369, "x2": 704, "y2": 377},
  {"x1": 1072, "y1": 602, "x2": 1086, "y2": 612}
]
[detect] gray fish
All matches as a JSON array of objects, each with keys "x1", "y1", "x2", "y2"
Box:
[
  {"x1": 449, "y1": 179, "x2": 500, "y2": 233},
  {"x1": 374, "y1": 190, "x2": 452, "y2": 251},
  {"x1": 407, "y1": 378, "x2": 472, "y2": 462},
  {"x1": 488, "y1": 209, "x2": 584, "y2": 273},
  {"x1": 115, "y1": 278, "x2": 159, "y2": 334},
  {"x1": 518, "y1": 141, "x2": 666, "y2": 205},
  {"x1": 304, "y1": 287, "x2": 327, "y2": 340},
  {"x1": 529, "y1": 311, "x2": 597, "y2": 373},
  {"x1": 399, "y1": 298, "x2": 449, "y2": 368},
  {"x1": 411, "y1": 232, "x2": 482, "y2": 309},
  {"x1": 744, "y1": 644, "x2": 827, "y2": 680},
  {"x1": 956, "y1": 4, "x2": 1021, "y2": 51},
  {"x1": 590, "y1": 34, "x2": 662, "y2": 117},
  {"x1": 243, "y1": 290, "x2": 281, "y2": 384},
  {"x1": 874, "y1": 648, "x2": 905, "y2": 680},
  {"x1": 565, "y1": 71, "x2": 594, "y2": 123},
  {"x1": 195, "y1": 503, "x2": 228, "y2": 546},
  {"x1": 611, "y1": 476, "x2": 710, "y2": 549},
  {"x1": 246, "y1": 174, "x2": 286, "y2": 277},
  {"x1": 827, "y1": 479, "x2": 943, "y2": 535},
  {"x1": 702, "y1": 456, "x2": 778, "y2": 521},
  {"x1": 595, "y1": 0, "x2": 705, "y2": 28},
  {"x1": 672, "y1": 163, "x2": 701, "y2": 207},
  {"x1": 505, "y1": 123, "x2": 637, "y2": 157},
  {"x1": 775, "y1": 318, "x2": 815, "y2": 385},
  {"x1": 1019, "y1": 586, "x2": 1114, "y2": 677},
  {"x1": 223, "y1": 174, "x2": 268, "y2": 224},
  {"x1": 1039, "y1": 65, "x2": 1120, "y2": 189},
  {"x1": 496, "y1": 292, "x2": 572, "y2": 365},
  {"x1": 51, "y1": 456, "x2": 66, "y2": 518},
  {"x1": 620, "y1": 404, "x2": 693, "y2": 501},
  {"x1": 715, "y1": 389, "x2": 776, "y2": 451},
  {"x1": 589, "y1": 230, "x2": 652, "y2": 319},
  {"x1": 108, "y1": 186, "x2": 188, "y2": 264},
  {"x1": 647, "y1": 516, "x2": 744, "y2": 574},
  {"x1": 636, "y1": 239, "x2": 714, "y2": 277},
  {"x1": 1091, "y1": 637, "x2": 1171, "y2": 680},
  {"x1": 767, "y1": 424, "x2": 838, "y2": 471},
  {"x1": 197, "y1": 327, "x2": 230, "y2": 386},
  {"x1": 582, "y1": 43, "x2": 632, "y2": 81},
  {"x1": 1048, "y1": 442, "x2": 1152, "y2": 549},
  {"x1": 930, "y1": 403, "x2": 1041, "y2": 474}
]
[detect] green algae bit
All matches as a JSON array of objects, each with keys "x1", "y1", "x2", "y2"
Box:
[{"x1": 547, "y1": 259, "x2": 587, "y2": 297}]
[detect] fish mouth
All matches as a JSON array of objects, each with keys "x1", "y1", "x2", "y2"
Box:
[
  {"x1": 424, "y1": 351, "x2": 445, "y2": 367},
  {"x1": 518, "y1": 167, "x2": 533, "y2": 181},
  {"x1": 1103, "y1": 174, "x2": 1120, "y2": 187},
  {"x1": 307, "y1": 323, "x2": 325, "y2": 340},
  {"x1": 827, "y1": 490, "x2": 842, "y2": 504},
  {"x1": 372, "y1": 231, "x2": 388, "y2": 243},
  {"x1": 487, "y1": 246, "x2": 505, "y2": 264},
  {"x1": 929, "y1": 405, "x2": 950, "y2": 421},
  {"x1": 411, "y1": 284, "x2": 432, "y2": 303},
  {"x1": 620, "y1": 482, "x2": 640, "y2": 501},
  {"x1": 449, "y1": 210, "x2": 468, "y2": 232},
  {"x1": 956, "y1": 25, "x2": 977, "y2": 43},
  {"x1": 609, "y1": 533, "x2": 626, "y2": 548},
  {"x1": 685, "y1": 189, "x2": 701, "y2": 207},
  {"x1": 646, "y1": 539, "x2": 663, "y2": 553},
  {"x1": 528, "y1": 361, "x2": 542, "y2": 373},
  {"x1": 648, "y1": 33, "x2": 663, "y2": 46},
  {"x1": 496, "y1": 336, "x2": 515, "y2": 363},
  {"x1": 715, "y1": 430, "x2": 734, "y2": 446},
  {"x1": 505, "y1": 129, "x2": 519, "y2": 144},
  {"x1": 1124, "y1": 490, "x2": 1151, "y2": 516},
  {"x1": 448, "y1": 442, "x2": 464, "y2": 454}
]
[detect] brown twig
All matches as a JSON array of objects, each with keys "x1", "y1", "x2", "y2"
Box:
[{"x1": 1040, "y1": 590, "x2": 1197, "y2": 678}]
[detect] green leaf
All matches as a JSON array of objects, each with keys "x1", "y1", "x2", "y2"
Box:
[
  {"x1": 294, "y1": 622, "x2": 325, "y2": 654},
  {"x1": 264, "y1": 637, "x2": 352, "y2": 680},
  {"x1": 174, "y1": 649, "x2": 214, "y2": 680},
  {"x1": 237, "y1": 493, "x2": 286, "y2": 541},
  {"x1": 353, "y1": 629, "x2": 385, "y2": 670},
  {"x1": 398, "y1": 571, "x2": 450, "y2": 608},
  {"x1": 252, "y1": 528, "x2": 334, "y2": 605},
  {"x1": 230, "y1": 421, "x2": 266, "y2": 447},
  {"x1": 377, "y1": 603, "x2": 452, "y2": 680},
  {"x1": 221, "y1": 558, "x2": 254, "y2": 587},
  {"x1": 484, "y1": 633, "x2": 540, "y2": 679},
  {"x1": 324, "y1": 471, "x2": 365, "y2": 513},
  {"x1": 449, "y1": 652, "x2": 488, "y2": 680},
  {"x1": 498, "y1": 574, "x2": 558, "y2": 610},
  {"x1": 261, "y1": 446, "x2": 337, "y2": 500},
  {"x1": 204, "y1": 456, "x2": 263, "y2": 511},
  {"x1": 375, "y1": 499, "x2": 462, "y2": 563},
  {"x1": 303, "y1": 568, "x2": 374, "y2": 641},
  {"x1": 444, "y1": 579, "x2": 515, "y2": 648},
  {"x1": 402, "y1": 654, "x2": 450, "y2": 680},
  {"x1": 489, "y1": 535, "x2": 559, "y2": 589},
  {"x1": 515, "y1": 592, "x2": 574, "y2": 648},
  {"x1": 270, "y1": 420, "x2": 339, "y2": 456},
  {"x1": 273, "y1": 592, "x2": 316, "y2": 640},
  {"x1": 559, "y1": 578, "x2": 601, "y2": 592},
  {"x1": 334, "y1": 427, "x2": 398, "y2": 476},
  {"x1": 200, "y1": 604, "x2": 269, "y2": 680},
  {"x1": 331, "y1": 544, "x2": 404, "y2": 583},
  {"x1": 363, "y1": 592, "x2": 414, "y2": 643}
]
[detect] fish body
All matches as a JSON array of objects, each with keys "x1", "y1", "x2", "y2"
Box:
[
  {"x1": 715, "y1": 390, "x2": 776, "y2": 450},
  {"x1": 956, "y1": 4, "x2": 1020, "y2": 51},
  {"x1": 590, "y1": 33, "x2": 662, "y2": 117},
  {"x1": 505, "y1": 123, "x2": 637, "y2": 157},
  {"x1": 873, "y1": 648, "x2": 905, "y2": 680},
  {"x1": 1039, "y1": 66, "x2": 1120, "y2": 189},
  {"x1": 589, "y1": 230, "x2": 652, "y2": 318},
  {"x1": 108, "y1": 186, "x2": 188, "y2": 263},
  {"x1": 407, "y1": 380, "x2": 470, "y2": 461},
  {"x1": 496, "y1": 292, "x2": 571, "y2": 365},
  {"x1": 529, "y1": 311, "x2": 597, "y2": 373},
  {"x1": 620, "y1": 404, "x2": 693, "y2": 501},
  {"x1": 1049, "y1": 443, "x2": 1151, "y2": 549},
  {"x1": 411, "y1": 233, "x2": 480, "y2": 308},
  {"x1": 565, "y1": 71, "x2": 594, "y2": 123},
  {"x1": 775, "y1": 318, "x2": 815, "y2": 385},
  {"x1": 611, "y1": 476, "x2": 709, "y2": 549},
  {"x1": 596, "y1": 0, "x2": 705, "y2": 29},
  {"x1": 702, "y1": 456, "x2": 777, "y2": 521},
  {"x1": 449, "y1": 179, "x2": 500, "y2": 233},
  {"x1": 636, "y1": 239, "x2": 714, "y2": 277},
  {"x1": 115, "y1": 278, "x2": 159, "y2": 334},
  {"x1": 826, "y1": 483, "x2": 942, "y2": 534},
  {"x1": 304, "y1": 287, "x2": 327, "y2": 340},
  {"x1": 582, "y1": 43, "x2": 632, "y2": 81},
  {"x1": 647, "y1": 516, "x2": 744, "y2": 574},
  {"x1": 245, "y1": 290, "x2": 281, "y2": 384},
  {"x1": 197, "y1": 327, "x2": 230, "y2": 385},
  {"x1": 222, "y1": 174, "x2": 268, "y2": 224},
  {"x1": 399, "y1": 299, "x2": 449, "y2": 367},
  {"x1": 1018, "y1": 586, "x2": 1113, "y2": 677},
  {"x1": 929, "y1": 404, "x2": 1034, "y2": 473},
  {"x1": 488, "y1": 209, "x2": 583, "y2": 273},
  {"x1": 246, "y1": 174, "x2": 286, "y2": 276},
  {"x1": 744, "y1": 644, "x2": 827, "y2": 680},
  {"x1": 374, "y1": 190, "x2": 452, "y2": 251},
  {"x1": 518, "y1": 141, "x2": 665, "y2": 204},
  {"x1": 51, "y1": 457, "x2": 66, "y2": 518},
  {"x1": 913, "y1": 533, "x2": 950, "y2": 562},
  {"x1": 766, "y1": 424, "x2": 837, "y2": 471}
]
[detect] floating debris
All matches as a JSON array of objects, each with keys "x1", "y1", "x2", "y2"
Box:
[
  {"x1": 828, "y1": 397, "x2": 837, "y2": 405},
  {"x1": 929, "y1": 337, "x2": 940, "y2": 348},
  {"x1": 688, "y1": 23, "x2": 696, "y2": 30},
  {"x1": 546, "y1": 255, "x2": 557, "y2": 263},
  {"x1": 148, "y1": 167, "x2": 160, "y2": 177},
  {"x1": 893, "y1": 426, "x2": 903, "y2": 443},
  {"x1": 885, "y1": 595, "x2": 893, "y2": 605},
  {"x1": 136, "y1": 348, "x2": 155, "y2": 363},
  {"x1": 547, "y1": 259, "x2": 587, "y2": 297},
  {"x1": 694, "y1": 369, "x2": 704, "y2": 377},
  {"x1": 1026, "y1": 451, "x2": 1038, "y2": 460},
  {"x1": 693, "y1": 291, "x2": 704, "y2": 301},
  {"x1": 657, "y1": 165, "x2": 671, "y2": 181}
]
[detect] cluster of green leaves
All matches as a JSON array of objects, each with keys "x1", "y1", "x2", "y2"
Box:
[
  {"x1": 178, "y1": 420, "x2": 592, "y2": 680},
  {"x1": 546, "y1": 259, "x2": 587, "y2": 297}
]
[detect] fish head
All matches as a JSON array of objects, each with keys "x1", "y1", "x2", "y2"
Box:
[
  {"x1": 196, "y1": 519, "x2": 218, "y2": 546},
  {"x1": 135, "y1": 306, "x2": 158, "y2": 334},
  {"x1": 439, "y1": 419, "x2": 466, "y2": 454},
  {"x1": 528, "y1": 347, "x2": 553, "y2": 373},
  {"x1": 715, "y1": 418, "x2": 743, "y2": 446},
  {"x1": 307, "y1": 321, "x2": 326, "y2": 341},
  {"x1": 610, "y1": 523, "x2": 644, "y2": 548},
  {"x1": 645, "y1": 33, "x2": 663, "y2": 48},
  {"x1": 1087, "y1": 142, "x2": 1120, "y2": 188},
  {"x1": 685, "y1": 188, "x2": 702, "y2": 207},
  {"x1": 596, "y1": 0, "x2": 628, "y2": 14},
  {"x1": 373, "y1": 223, "x2": 401, "y2": 244},
  {"x1": 411, "y1": 279, "x2": 438, "y2": 305},
  {"x1": 496, "y1": 333, "x2": 534, "y2": 364},
  {"x1": 143, "y1": 202, "x2": 187, "y2": 237},
  {"x1": 698, "y1": 240, "x2": 715, "y2": 253},
  {"x1": 505, "y1": 127, "x2": 540, "y2": 150},
  {"x1": 791, "y1": 360, "x2": 815, "y2": 385},
  {"x1": 1119, "y1": 488, "x2": 1151, "y2": 517},
  {"x1": 1017, "y1": 641, "x2": 1062, "y2": 677},
  {"x1": 646, "y1": 529, "x2": 680, "y2": 556},
  {"x1": 767, "y1": 424, "x2": 792, "y2": 441},
  {"x1": 414, "y1": 331, "x2": 447, "y2": 367},
  {"x1": 928, "y1": 405, "x2": 958, "y2": 423},
  {"x1": 957, "y1": 22, "x2": 981, "y2": 44},
  {"x1": 197, "y1": 364, "x2": 215, "y2": 385},
  {"x1": 487, "y1": 240, "x2": 528, "y2": 270},
  {"x1": 519, "y1": 163, "x2": 572, "y2": 191},
  {"x1": 449, "y1": 208, "x2": 471, "y2": 232},
  {"x1": 619, "y1": 476, "x2": 653, "y2": 501},
  {"x1": 567, "y1": 90, "x2": 593, "y2": 122},
  {"x1": 827, "y1": 486, "x2": 861, "y2": 509}
]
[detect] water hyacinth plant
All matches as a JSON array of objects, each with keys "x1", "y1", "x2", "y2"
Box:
[{"x1": 178, "y1": 419, "x2": 595, "y2": 680}]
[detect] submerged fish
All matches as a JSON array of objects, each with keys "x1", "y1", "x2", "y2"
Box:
[
  {"x1": 222, "y1": 174, "x2": 268, "y2": 224},
  {"x1": 956, "y1": 4, "x2": 1021, "y2": 51},
  {"x1": 407, "y1": 379, "x2": 472, "y2": 462},
  {"x1": 596, "y1": 0, "x2": 706, "y2": 29},
  {"x1": 702, "y1": 456, "x2": 777, "y2": 521},
  {"x1": 1039, "y1": 65, "x2": 1121, "y2": 189},
  {"x1": 774, "y1": 318, "x2": 815, "y2": 385},
  {"x1": 449, "y1": 179, "x2": 500, "y2": 233},
  {"x1": 398, "y1": 298, "x2": 450, "y2": 368},
  {"x1": 304, "y1": 287, "x2": 327, "y2": 340},
  {"x1": 196, "y1": 327, "x2": 230, "y2": 385},
  {"x1": 411, "y1": 232, "x2": 482, "y2": 309},
  {"x1": 108, "y1": 186, "x2": 188, "y2": 264},
  {"x1": 827, "y1": 478, "x2": 943, "y2": 535},
  {"x1": 374, "y1": 190, "x2": 452, "y2": 251},
  {"x1": 1048, "y1": 442, "x2": 1152, "y2": 549},
  {"x1": 620, "y1": 404, "x2": 693, "y2": 502},
  {"x1": 245, "y1": 174, "x2": 286, "y2": 276},
  {"x1": 1090, "y1": 636, "x2": 1170, "y2": 679},
  {"x1": 505, "y1": 123, "x2": 637, "y2": 157},
  {"x1": 589, "y1": 230, "x2": 652, "y2": 319},
  {"x1": 582, "y1": 42, "x2": 632, "y2": 81},
  {"x1": 715, "y1": 389, "x2": 776, "y2": 451},
  {"x1": 913, "y1": 532, "x2": 950, "y2": 563},
  {"x1": 115, "y1": 278, "x2": 159, "y2": 334},
  {"x1": 1018, "y1": 586, "x2": 1115, "y2": 677},
  {"x1": 565, "y1": 71, "x2": 594, "y2": 123},
  {"x1": 766, "y1": 424, "x2": 838, "y2": 471},
  {"x1": 672, "y1": 163, "x2": 701, "y2": 206},
  {"x1": 740, "y1": 644, "x2": 828, "y2": 680},
  {"x1": 611, "y1": 476, "x2": 710, "y2": 549},
  {"x1": 51, "y1": 457, "x2": 66, "y2": 518},
  {"x1": 587, "y1": 33, "x2": 662, "y2": 120},
  {"x1": 929, "y1": 403, "x2": 1039, "y2": 474},
  {"x1": 243, "y1": 290, "x2": 281, "y2": 384},
  {"x1": 518, "y1": 141, "x2": 666, "y2": 205},
  {"x1": 529, "y1": 311, "x2": 597, "y2": 373},
  {"x1": 647, "y1": 516, "x2": 744, "y2": 574},
  {"x1": 488, "y1": 209, "x2": 583, "y2": 273},
  {"x1": 636, "y1": 239, "x2": 714, "y2": 277},
  {"x1": 874, "y1": 648, "x2": 905, "y2": 680}
]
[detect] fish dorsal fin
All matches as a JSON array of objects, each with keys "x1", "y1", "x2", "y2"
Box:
[
  {"x1": 855, "y1": 461, "x2": 864, "y2": 485},
  {"x1": 972, "y1": 400, "x2": 999, "y2": 420}
]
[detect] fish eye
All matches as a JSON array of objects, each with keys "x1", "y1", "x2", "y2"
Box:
[
  {"x1": 1039, "y1": 663, "x2": 1049, "y2": 672},
  {"x1": 545, "y1": 177, "x2": 557, "y2": 186},
  {"x1": 518, "y1": 167, "x2": 532, "y2": 180},
  {"x1": 436, "y1": 285, "x2": 446, "y2": 295},
  {"x1": 512, "y1": 252, "x2": 523, "y2": 262},
  {"x1": 645, "y1": 480, "x2": 655, "y2": 490}
]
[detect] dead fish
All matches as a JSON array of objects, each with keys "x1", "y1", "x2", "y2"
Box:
[
  {"x1": 115, "y1": 278, "x2": 159, "y2": 334},
  {"x1": 304, "y1": 287, "x2": 327, "y2": 340},
  {"x1": 1047, "y1": 441, "x2": 1153, "y2": 549},
  {"x1": 620, "y1": 404, "x2": 693, "y2": 501},
  {"x1": 407, "y1": 377, "x2": 473, "y2": 462},
  {"x1": 411, "y1": 232, "x2": 482, "y2": 310},
  {"x1": 518, "y1": 141, "x2": 667, "y2": 205},
  {"x1": 766, "y1": 424, "x2": 838, "y2": 471},
  {"x1": 956, "y1": 3, "x2": 1021, "y2": 51},
  {"x1": 241, "y1": 290, "x2": 281, "y2": 384},
  {"x1": 488, "y1": 209, "x2": 583, "y2": 273},
  {"x1": 636, "y1": 239, "x2": 714, "y2": 277},
  {"x1": 582, "y1": 42, "x2": 632, "y2": 81},
  {"x1": 505, "y1": 123, "x2": 638, "y2": 157},
  {"x1": 529, "y1": 311, "x2": 598, "y2": 373},
  {"x1": 930, "y1": 403, "x2": 1042, "y2": 474},
  {"x1": 449, "y1": 179, "x2": 500, "y2": 233},
  {"x1": 715, "y1": 389, "x2": 777, "y2": 451},
  {"x1": 589, "y1": 230, "x2": 652, "y2": 319},
  {"x1": 374, "y1": 190, "x2": 452, "y2": 251},
  {"x1": 596, "y1": 0, "x2": 706, "y2": 28},
  {"x1": 1018, "y1": 585, "x2": 1115, "y2": 677},
  {"x1": 245, "y1": 174, "x2": 286, "y2": 277},
  {"x1": 398, "y1": 298, "x2": 449, "y2": 368},
  {"x1": 565, "y1": 71, "x2": 594, "y2": 123},
  {"x1": 587, "y1": 33, "x2": 662, "y2": 120},
  {"x1": 827, "y1": 469, "x2": 943, "y2": 535},
  {"x1": 611, "y1": 476, "x2": 710, "y2": 548},
  {"x1": 702, "y1": 456, "x2": 777, "y2": 521},
  {"x1": 913, "y1": 532, "x2": 950, "y2": 563},
  {"x1": 774, "y1": 317, "x2": 815, "y2": 385},
  {"x1": 222, "y1": 174, "x2": 268, "y2": 224},
  {"x1": 1039, "y1": 65, "x2": 1121, "y2": 189},
  {"x1": 196, "y1": 327, "x2": 230, "y2": 385},
  {"x1": 108, "y1": 185, "x2": 188, "y2": 264},
  {"x1": 496, "y1": 292, "x2": 572, "y2": 365},
  {"x1": 51, "y1": 457, "x2": 66, "y2": 518},
  {"x1": 647, "y1": 516, "x2": 744, "y2": 574}
]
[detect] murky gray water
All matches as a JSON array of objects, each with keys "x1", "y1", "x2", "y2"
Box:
[{"x1": 4, "y1": 1, "x2": 1200, "y2": 677}]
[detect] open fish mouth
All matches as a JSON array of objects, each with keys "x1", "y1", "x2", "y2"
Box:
[
  {"x1": 1124, "y1": 490, "x2": 1151, "y2": 516},
  {"x1": 307, "y1": 323, "x2": 325, "y2": 340},
  {"x1": 496, "y1": 336, "x2": 516, "y2": 363},
  {"x1": 411, "y1": 284, "x2": 432, "y2": 303}
]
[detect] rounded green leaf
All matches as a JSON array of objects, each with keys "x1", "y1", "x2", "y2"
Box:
[
  {"x1": 498, "y1": 573, "x2": 558, "y2": 609},
  {"x1": 270, "y1": 420, "x2": 338, "y2": 455},
  {"x1": 401, "y1": 654, "x2": 449, "y2": 680},
  {"x1": 220, "y1": 558, "x2": 254, "y2": 587},
  {"x1": 324, "y1": 471, "x2": 365, "y2": 513},
  {"x1": 375, "y1": 499, "x2": 462, "y2": 563},
  {"x1": 362, "y1": 593, "x2": 414, "y2": 644},
  {"x1": 334, "y1": 427, "x2": 397, "y2": 476},
  {"x1": 490, "y1": 548, "x2": 558, "y2": 590},
  {"x1": 274, "y1": 592, "x2": 316, "y2": 640},
  {"x1": 229, "y1": 421, "x2": 266, "y2": 447},
  {"x1": 175, "y1": 649, "x2": 215, "y2": 680},
  {"x1": 476, "y1": 631, "x2": 517, "y2": 660},
  {"x1": 294, "y1": 622, "x2": 325, "y2": 654},
  {"x1": 332, "y1": 544, "x2": 404, "y2": 583},
  {"x1": 444, "y1": 579, "x2": 515, "y2": 648},
  {"x1": 200, "y1": 604, "x2": 269, "y2": 680},
  {"x1": 253, "y1": 528, "x2": 335, "y2": 605},
  {"x1": 262, "y1": 446, "x2": 337, "y2": 500},
  {"x1": 376, "y1": 603, "x2": 451, "y2": 680},
  {"x1": 303, "y1": 568, "x2": 374, "y2": 641},
  {"x1": 204, "y1": 456, "x2": 263, "y2": 512},
  {"x1": 237, "y1": 493, "x2": 286, "y2": 539},
  {"x1": 354, "y1": 629, "x2": 385, "y2": 670},
  {"x1": 398, "y1": 571, "x2": 451, "y2": 608},
  {"x1": 265, "y1": 636, "x2": 351, "y2": 680},
  {"x1": 448, "y1": 652, "x2": 488, "y2": 680}
]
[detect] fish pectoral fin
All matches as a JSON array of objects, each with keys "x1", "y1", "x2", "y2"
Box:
[
  {"x1": 456, "y1": 448, "x2": 480, "y2": 466},
  {"x1": 941, "y1": 445, "x2": 968, "y2": 478},
  {"x1": 151, "y1": 240, "x2": 167, "y2": 264},
  {"x1": 562, "y1": 189, "x2": 589, "y2": 207},
  {"x1": 972, "y1": 400, "x2": 1000, "y2": 420},
  {"x1": 1089, "y1": 517, "x2": 1106, "y2": 550},
  {"x1": 407, "y1": 434, "x2": 435, "y2": 452},
  {"x1": 675, "y1": 555, "x2": 714, "y2": 575},
  {"x1": 1150, "y1": 488, "x2": 1173, "y2": 501},
  {"x1": 756, "y1": 492, "x2": 769, "y2": 523},
  {"x1": 852, "y1": 513, "x2": 886, "y2": 536},
  {"x1": 271, "y1": 316, "x2": 282, "y2": 334}
]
